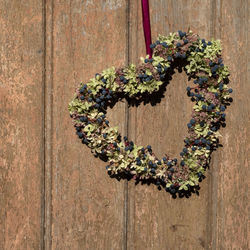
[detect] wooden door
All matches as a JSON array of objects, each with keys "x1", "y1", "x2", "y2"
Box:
[{"x1": 0, "y1": 0, "x2": 249, "y2": 249}]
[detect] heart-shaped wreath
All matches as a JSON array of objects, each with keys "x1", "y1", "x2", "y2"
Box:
[{"x1": 68, "y1": 30, "x2": 232, "y2": 196}]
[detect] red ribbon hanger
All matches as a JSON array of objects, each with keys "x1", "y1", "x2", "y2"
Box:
[{"x1": 141, "y1": 0, "x2": 152, "y2": 58}]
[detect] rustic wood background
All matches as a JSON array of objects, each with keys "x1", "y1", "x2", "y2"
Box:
[{"x1": 0, "y1": 0, "x2": 249, "y2": 249}]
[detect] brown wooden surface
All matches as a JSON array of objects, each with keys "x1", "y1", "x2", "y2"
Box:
[
  {"x1": 0, "y1": 0, "x2": 249, "y2": 249},
  {"x1": 0, "y1": 1, "x2": 44, "y2": 249}
]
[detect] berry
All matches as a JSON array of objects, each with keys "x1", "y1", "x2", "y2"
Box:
[
  {"x1": 175, "y1": 52, "x2": 181, "y2": 58},
  {"x1": 170, "y1": 188, "x2": 176, "y2": 194},
  {"x1": 197, "y1": 172, "x2": 202, "y2": 178},
  {"x1": 228, "y1": 88, "x2": 233, "y2": 93},
  {"x1": 150, "y1": 43, "x2": 156, "y2": 49},
  {"x1": 80, "y1": 116, "x2": 87, "y2": 122},
  {"x1": 180, "y1": 161, "x2": 185, "y2": 166},
  {"x1": 97, "y1": 118, "x2": 102, "y2": 124},
  {"x1": 162, "y1": 42, "x2": 168, "y2": 48},
  {"x1": 77, "y1": 132, "x2": 84, "y2": 139},
  {"x1": 178, "y1": 30, "x2": 185, "y2": 38},
  {"x1": 219, "y1": 83, "x2": 224, "y2": 91},
  {"x1": 169, "y1": 167, "x2": 174, "y2": 173},
  {"x1": 184, "y1": 39, "x2": 188, "y2": 44},
  {"x1": 167, "y1": 56, "x2": 172, "y2": 61},
  {"x1": 136, "y1": 161, "x2": 142, "y2": 166},
  {"x1": 200, "y1": 121, "x2": 205, "y2": 127},
  {"x1": 190, "y1": 119, "x2": 196, "y2": 125},
  {"x1": 176, "y1": 42, "x2": 181, "y2": 47},
  {"x1": 201, "y1": 138, "x2": 207, "y2": 144},
  {"x1": 207, "y1": 106, "x2": 212, "y2": 112},
  {"x1": 103, "y1": 133, "x2": 107, "y2": 139},
  {"x1": 202, "y1": 105, "x2": 207, "y2": 111},
  {"x1": 82, "y1": 138, "x2": 88, "y2": 144},
  {"x1": 148, "y1": 161, "x2": 153, "y2": 167},
  {"x1": 76, "y1": 126, "x2": 81, "y2": 132},
  {"x1": 220, "y1": 105, "x2": 226, "y2": 111}
]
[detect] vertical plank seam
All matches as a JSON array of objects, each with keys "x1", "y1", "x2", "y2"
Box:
[
  {"x1": 123, "y1": 0, "x2": 131, "y2": 250},
  {"x1": 43, "y1": 0, "x2": 54, "y2": 249},
  {"x1": 208, "y1": 1, "x2": 219, "y2": 249},
  {"x1": 41, "y1": 0, "x2": 46, "y2": 248}
]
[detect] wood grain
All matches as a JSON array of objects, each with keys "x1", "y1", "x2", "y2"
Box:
[
  {"x1": 127, "y1": 1, "x2": 226, "y2": 250},
  {"x1": 0, "y1": 0, "x2": 248, "y2": 249},
  {"x1": 211, "y1": 0, "x2": 249, "y2": 249},
  {"x1": 0, "y1": 0, "x2": 44, "y2": 249},
  {"x1": 46, "y1": 1, "x2": 129, "y2": 249}
]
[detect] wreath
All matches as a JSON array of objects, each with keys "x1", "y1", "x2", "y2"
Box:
[{"x1": 68, "y1": 30, "x2": 232, "y2": 196}]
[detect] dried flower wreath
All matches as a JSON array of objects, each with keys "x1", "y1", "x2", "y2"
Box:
[{"x1": 69, "y1": 30, "x2": 232, "y2": 196}]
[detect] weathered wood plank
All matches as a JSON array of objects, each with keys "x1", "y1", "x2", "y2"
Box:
[
  {"x1": 127, "y1": 1, "x2": 216, "y2": 249},
  {"x1": 0, "y1": 0, "x2": 44, "y2": 249},
  {"x1": 47, "y1": 1, "x2": 128, "y2": 249},
  {"x1": 211, "y1": 0, "x2": 249, "y2": 249}
]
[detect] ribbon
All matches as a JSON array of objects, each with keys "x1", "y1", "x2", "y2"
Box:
[{"x1": 141, "y1": 0, "x2": 152, "y2": 58}]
